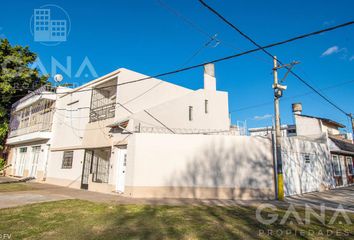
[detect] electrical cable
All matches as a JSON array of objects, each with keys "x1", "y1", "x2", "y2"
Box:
[{"x1": 198, "y1": 0, "x2": 352, "y2": 116}]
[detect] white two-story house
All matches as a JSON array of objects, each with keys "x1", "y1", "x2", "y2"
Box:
[{"x1": 6, "y1": 64, "x2": 232, "y2": 197}]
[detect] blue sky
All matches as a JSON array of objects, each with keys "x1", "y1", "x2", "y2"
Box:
[{"x1": 1, "y1": 0, "x2": 354, "y2": 130}]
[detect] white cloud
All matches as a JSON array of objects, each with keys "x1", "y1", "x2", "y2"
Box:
[
  {"x1": 321, "y1": 46, "x2": 340, "y2": 56},
  {"x1": 254, "y1": 114, "x2": 273, "y2": 121},
  {"x1": 321, "y1": 46, "x2": 348, "y2": 57}
]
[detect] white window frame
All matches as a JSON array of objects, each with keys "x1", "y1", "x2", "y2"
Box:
[{"x1": 332, "y1": 155, "x2": 342, "y2": 177}]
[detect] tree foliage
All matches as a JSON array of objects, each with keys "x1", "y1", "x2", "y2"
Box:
[{"x1": 0, "y1": 38, "x2": 49, "y2": 151}]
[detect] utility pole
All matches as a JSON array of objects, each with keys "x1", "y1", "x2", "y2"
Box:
[
  {"x1": 350, "y1": 114, "x2": 354, "y2": 143},
  {"x1": 272, "y1": 56, "x2": 299, "y2": 201}
]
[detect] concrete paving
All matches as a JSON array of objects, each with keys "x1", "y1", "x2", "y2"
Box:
[
  {"x1": 0, "y1": 192, "x2": 72, "y2": 209},
  {"x1": 0, "y1": 179, "x2": 353, "y2": 211},
  {"x1": 0, "y1": 176, "x2": 21, "y2": 183},
  {"x1": 286, "y1": 185, "x2": 354, "y2": 212},
  {"x1": 0, "y1": 182, "x2": 280, "y2": 208}
]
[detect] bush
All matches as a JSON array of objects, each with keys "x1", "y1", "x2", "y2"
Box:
[{"x1": 0, "y1": 157, "x2": 5, "y2": 170}]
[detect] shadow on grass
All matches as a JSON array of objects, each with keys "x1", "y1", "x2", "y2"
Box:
[{"x1": 0, "y1": 200, "x2": 353, "y2": 240}]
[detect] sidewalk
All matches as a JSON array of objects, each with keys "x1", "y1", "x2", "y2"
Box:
[{"x1": 1, "y1": 180, "x2": 353, "y2": 211}]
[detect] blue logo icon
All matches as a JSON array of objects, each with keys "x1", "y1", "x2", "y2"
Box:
[{"x1": 30, "y1": 5, "x2": 71, "y2": 46}]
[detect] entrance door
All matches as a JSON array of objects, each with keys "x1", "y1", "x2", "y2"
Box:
[
  {"x1": 81, "y1": 150, "x2": 93, "y2": 189},
  {"x1": 116, "y1": 148, "x2": 127, "y2": 193},
  {"x1": 16, "y1": 147, "x2": 27, "y2": 176},
  {"x1": 29, "y1": 146, "x2": 41, "y2": 177}
]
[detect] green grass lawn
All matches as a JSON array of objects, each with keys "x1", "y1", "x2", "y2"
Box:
[
  {"x1": 0, "y1": 200, "x2": 353, "y2": 240},
  {"x1": 0, "y1": 183, "x2": 35, "y2": 192}
]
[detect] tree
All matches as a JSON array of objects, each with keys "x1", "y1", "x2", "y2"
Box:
[{"x1": 0, "y1": 38, "x2": 49, "y2": 157}]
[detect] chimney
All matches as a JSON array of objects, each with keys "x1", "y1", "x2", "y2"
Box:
[
  {"x1": 292, "y1": 103, "x2": 302, "y2": 115},
  {"x1": 204, "y1": 63, "x2": 216, "y2": 91}
]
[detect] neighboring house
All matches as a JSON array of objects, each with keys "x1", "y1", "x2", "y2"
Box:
[
  {"x1": 293, "y1": 107, "x2": 354, "y2": 188},
  {"x1": 5, "y1": 85, "x2": 56, "y2": 179},
  {"x1": 248, "y1": 102, "x2": 354, "y2": 195},
  {"x1": 249, "y1": 125, "x2": 296, "y2": 137},
  {"x1": 328, "y1": 136, "x2": 354, "y2": 186}
]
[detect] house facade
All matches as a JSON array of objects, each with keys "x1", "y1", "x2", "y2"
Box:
[
  {"x1": 5, "y1": 85, "x2": 56, "y2": 180},
  {"x1": 6, "y1": 64, "x2": 245, "y2": 198},
  {"x1": 248, "y1": 103, "x2": 354, "y2": 196}
]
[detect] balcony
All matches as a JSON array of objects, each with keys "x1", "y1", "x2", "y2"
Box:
[{"x1": 8, "y1": 97, "x2": 55, "y2": 140}]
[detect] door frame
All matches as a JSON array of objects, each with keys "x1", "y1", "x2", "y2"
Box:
[
  {"x1": 29, "y1": 146, "x2": 41, "y2": 178},
  {"x1": 16, "y1": 147, "x2": 28, "y2": 176},
  {"x1": 81, "y1": 150, "x2": 94, "y2": 190},
  {"x1": 116, "y1": 147, "x2": 127, "y2": 193}
]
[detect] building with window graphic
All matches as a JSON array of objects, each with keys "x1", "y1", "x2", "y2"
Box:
[{"x1": 34, "y1": 9, "x2": 67, "y2": 42}]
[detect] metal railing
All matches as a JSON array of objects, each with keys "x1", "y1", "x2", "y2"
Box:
[
  {"x1": 12, "y1": 85, "x2": 55, "y2": 109},
  {"x1": 134, "y1": 125, "x2": 240, "y2": 135}
]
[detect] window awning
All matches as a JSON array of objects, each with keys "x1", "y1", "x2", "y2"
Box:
[{"x1": 106, "y1": 117, "x2": 130, "y2": 128}]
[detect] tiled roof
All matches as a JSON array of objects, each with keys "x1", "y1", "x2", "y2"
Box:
[{"x1": 329, "y1": 137, "x2": 354, "y2": 153}]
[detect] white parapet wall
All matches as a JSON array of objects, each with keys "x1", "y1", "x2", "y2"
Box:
[
  {"x1": 124, "y1": 133, "x2": 275, "y2": 200},
  {"x1": 282, "y1": 137, "x2": 335, "y2": 196}
]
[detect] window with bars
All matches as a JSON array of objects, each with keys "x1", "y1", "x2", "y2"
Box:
[
  {"x1": 89, "y1": 82, "x2": 116, "y2": 122},
  {"x1": 91, "y1": 148, "x2": 110, "y2": 183},
  {"x1": 62, "y1": 151, "x2": 73, "y2": 169}
]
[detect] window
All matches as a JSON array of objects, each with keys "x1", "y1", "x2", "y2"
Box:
[
  {"x1": 20, "y1": 147, "x2": 27, "y2": 153},
  {"x1": 189, "y1": 106, "x2": 193, "y2": 121},
  {"x1": 304, "y1": 154, "x2": 311, "y2": 164},
  {"x1": 89, "y1": 81, "x2": 117, "y2": 122},
  {"x1": 62, "y1": 151, "x2": 73, "y2": 169},
  {"x1": 287, "y1": 129, "x2": 296, "y2": 134},
  {"x1": 91, "y1": 148, "x2": 110, "y2": 183},
  {"x1": 205, "y1": 100, "x2": 208, "y2": 114},
  {"x1": 332, "y1": 155, "x2": 342, "y2": 176},
  {"x1": 347, "y1": 157, "x2": 354, "y2": 175}
]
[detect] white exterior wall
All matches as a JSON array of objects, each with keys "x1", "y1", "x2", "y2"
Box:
[
  {"x1": 129, "y1": 89, "x2": 229, "y2": 131},
  {"x1": 115, "y1": 68, "x2": 192, "y2": 119},
  {"x1": 295, "y1": 115, "x2": 323, "y2": 138},
  {"x1": 51, "y1": 87, "x2": 92, "y2": 150},
  {"x1": 46, "y1": 149, "x2": 85, "y2": 188},
  {"x1": 124, "y1": 133, "x2": 275, "y2": 199},
  {"x1": 46, "y1": 68, "x2": 230, "y2": 194},
  {"x1": 282, "y1": 137, "x2": 334, "y2": 196}
]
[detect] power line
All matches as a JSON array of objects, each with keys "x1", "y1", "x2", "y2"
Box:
[
  {"x1": 198, "y1": 0, "x2": 352, "y2": 117},
  {"x1": 143, "y1": 110, "x2": 175, "y2": 133},
  {"x1": 156, "y1": 0, "x2": 214, "y2": 39},
  {"x1": 157, "y1": 0, "x2": 269, "y2": 64},
  {"x1": 230, "y1": 79, "x2": 354, "y2": 113},
  {"x1": 30, "y1": 19, "x2": 354, "y2": 99}
]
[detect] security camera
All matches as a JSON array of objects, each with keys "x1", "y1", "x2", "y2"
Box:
[{"x1": 272, "y1": 83, "x2": 287, "y2": 91}]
